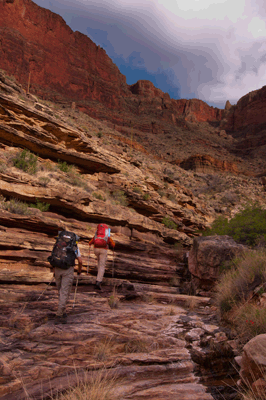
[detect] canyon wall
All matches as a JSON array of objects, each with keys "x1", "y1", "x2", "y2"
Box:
[{"x1": 0, "y1": 0, "x2": 223, "y2": 129}]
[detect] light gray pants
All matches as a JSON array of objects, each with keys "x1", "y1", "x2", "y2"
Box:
[
  {"x1": 54, "y1": 266, "x2": 74, "y2": 316},
  {"x1": 94, "y1": 248, "x2": 108, "y2": 282}
]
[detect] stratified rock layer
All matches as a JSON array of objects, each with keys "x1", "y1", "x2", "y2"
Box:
[
  {"x1": 0, "y1": 281, "x2": 236, "y2": 400},
  {"x1": 0, "y1": 0, "x2": 223, "y2": 132}
]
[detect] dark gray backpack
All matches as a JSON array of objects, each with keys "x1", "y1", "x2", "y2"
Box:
[{"x1": 48, "y1": 231, "x2": 77, "y2": 269}]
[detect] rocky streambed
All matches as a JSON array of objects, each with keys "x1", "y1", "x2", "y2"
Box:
[{"x1": 0, "y1": 278, "x2": 239, "y2": 400}]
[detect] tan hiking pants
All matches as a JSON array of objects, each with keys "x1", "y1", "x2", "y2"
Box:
[
  {"x1": 54, "y1": 266, "x2": 74, "y2": 316},
  {"x1": 94, "y1": 247, "x2": 108, "y2": 282}
]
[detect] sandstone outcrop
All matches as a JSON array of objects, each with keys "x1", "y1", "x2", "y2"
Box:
[
  {"x1": 188, "y1": 235, "x2": 247, "y2": 292},
  {"x1": 236, "y1": 334, "x2": 266, "y2": 397},
  {"x1": 222, "y1": 86, "x2": 266, "y2": 132},
  {"x1": 179, "y1": 154, "x2": 238, "y2": 174}
]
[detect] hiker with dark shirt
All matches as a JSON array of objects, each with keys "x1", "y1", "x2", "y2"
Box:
[
  {"x1": 48, "y1": 231, "x2": 83, "y2": 324},
  {"x1": 89, "y1": 224, "x2": 115, "y2": 290}
]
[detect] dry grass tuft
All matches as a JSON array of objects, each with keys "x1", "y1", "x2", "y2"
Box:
[
  {"x1": 92, "y1": 337, "x2": 115, "y2": 361},
  {"x1": 123, "y1": 337, "x2": 153, "y2": 354},
  {"x1": 215, "y1": 249, "x2": 266, "y2": 343},
  {"x1": 108, "y1": 288, "x2": 120, "y2": 309},
  {"x1": 53, "y1": 369, "x2": 120, "y2": 400},
  {"x1": 186, "y1": 296, "x2": 197, "y2": 311}
]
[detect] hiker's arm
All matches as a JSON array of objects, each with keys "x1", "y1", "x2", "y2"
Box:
[
  {"x1": 109, "y1": 238, "x2": 115, "y2": 249},
  {"x1": 77, "y1": 256, "x2": 83, "y2": 275}
]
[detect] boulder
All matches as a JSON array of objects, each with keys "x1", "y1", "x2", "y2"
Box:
[
  {"x1": 236, "y1": 334, "x2": 266, "y2": 395},
  {"x1": 188, "y1": 235, "x2": 247, "y2": 291}
]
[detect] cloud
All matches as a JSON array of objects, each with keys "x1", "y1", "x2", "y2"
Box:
[{"x1": 34, "y1": 0, "x2": 266, "y2": 108}]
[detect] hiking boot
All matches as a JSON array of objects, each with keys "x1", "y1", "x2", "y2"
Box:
[
  {"x1": 94, "y1": 281, "x2": 102, "y2": 290},
  {"x1": 54, "y1": 314, "x2": 67, "y2": 324}
]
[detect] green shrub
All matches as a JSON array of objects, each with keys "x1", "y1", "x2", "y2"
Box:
[
  {"x1": 57, "y1": 160, "x2": 73, "y2": 173},
  {"x1": 30, "y1": 199, "x2": 50, "y2": 212},
  {"x1": 13, "y1": 149, "x2": 38, "y2": 174},
  {"x1": 133, "y1": 186, "x2": 142, "y2": 194},
  {"x1": 203, "y1": 203, "x2": 266, "y2": 247},
  {"x1": 143, "y1": 193, "x2": 150, "y2": 201},
  {"x1": 93, "y1": 192, "x2": 106, "y2": 201},
  {"x1": 157, "y1": 190, "x2": 165, "y2": 198},
  {"x1": 112, "y1": 190, "x2": 128, "y2": 206},
  {"x1": 162, "y1": 216, "x2": 177, "y2": 230},
  {"x1": 64, "y1": 171, "x2": 90, "y2": 192}
]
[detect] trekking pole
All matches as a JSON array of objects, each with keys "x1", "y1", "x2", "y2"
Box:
[
  {"x1": 112, "y1": 250, "x2": 115, "y2": 278},
  {"x1": 37, "y1": 276, "x2": 55, "y2": 301},
  {"x1": 87, "y1": 247, "x2": 90, "y2": 275},
  {"x1": 15, "y1": 275, "x2": 54, "y2": 317},
  {"x1": 73, "y1": 277, "x2": 79, "y2": 308}
]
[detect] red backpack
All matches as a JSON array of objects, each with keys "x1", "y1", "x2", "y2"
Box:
[{"x1": 94, "y1": 224, "x2": 110, "y2": 248}]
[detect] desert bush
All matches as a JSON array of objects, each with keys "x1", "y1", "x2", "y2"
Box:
[
  {"x1": 13, "y1": 149, "x2": 38, "y2": 174},
  {"x1": 231, "y1": 303, "x2": 266, "y2": 342},
  {"x1": 203, "y1": 203, "x2": 266, "y2": 247},
  {"x1": 157, "y1": 189, "x2": 165, "y2": 197},
  {"x1": 215, "y1": 250, "x2": 266, "y2": 342},
  {"x1": 29, "y1": 199, "x2": 50, "y2": 212},
  {"x1": 133, "y1": 186, "x2": 142, "y2": 194},
  {"x1": 57, "y1": 160, "x2": 73, "y2": 173},
  {"x1": 143, "y1": 193, "x2": 150, "y2": 201},
  {"x1": 2, "y1": 198, "x2": 29, "y2": 215},
  {"x1": 0, "y1": 162, "x2": 7, "y2": 173},
  {"x1": 38, "y1": 177, "x2": 50, "y2": 187},
  {"x1": 64, "y1": 170, "x2": 90, "y2": 192},
  {"x1": 111, "y1": 190, "x2": 128, "y2": 206},
  {"x1": 162, "y1": 216, "x2": 177, "y2": 230},
  {"x1": 222, "y1": 190, "x2": 239, "y2": 205},
  {"x1": 92, "y1": 192, "x2": 106, "y2": 201},
  {"x1": 108, "y1": 288, "x2": 120, "y2": 309}
]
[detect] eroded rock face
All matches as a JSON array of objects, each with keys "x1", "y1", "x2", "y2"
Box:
[
  {"x1": 0, "y1": 86, "x2": 219, "y2": 291},
  {"x1": 223, "y1": 86, "x2": 266, "y2": 132},
  {"x1": 188, "y1": 236, "x2": 247, "y2": 292},
  {"x1": 0, "y1": 0, "x2": 223, "y2": 131},
  {"x1": 180, "y1": 154, "x2": 238, "y2": 174}
]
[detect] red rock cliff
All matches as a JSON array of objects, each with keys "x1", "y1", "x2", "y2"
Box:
[
  {"x1": 0, "y1": 0, "x2": 223, "y2": 125},
  {"x1": 222, "y1": 86, "x2": 266, "y2": 131}
]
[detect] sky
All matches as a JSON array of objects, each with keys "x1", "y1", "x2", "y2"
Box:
[{"x1": 34, "y1": 0, "x2": 266, "y2": 109}]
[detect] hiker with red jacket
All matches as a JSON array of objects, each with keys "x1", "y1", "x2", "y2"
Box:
[{"x1": 89, "y1": 223, "x2": 115, "y2": 290}]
